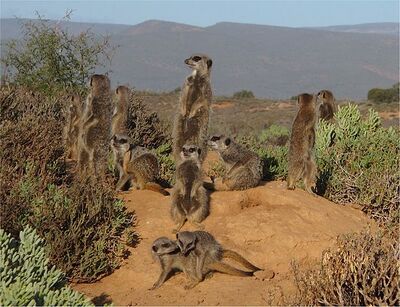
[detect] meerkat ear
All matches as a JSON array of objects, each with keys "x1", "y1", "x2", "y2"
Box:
[
  {"x1": 197, "y1": 148, "x2": 201, "y2": 155},
  {"x1": 115, "y1": 87, "x2": 119, "y2": 95},
  {"x1": 90, "y1": 76, "x2": 93, "y2": 87},
  {"x1": 207, "y1": 59, "x2": 213, "y2": 69},
  {"x1": 224, "y1": 138, "x2": 231, "y2": 146}
]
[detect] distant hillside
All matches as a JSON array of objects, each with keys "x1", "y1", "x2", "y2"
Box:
[
  {"x1": 309, "y1": 22, "x2": 399, "y2": 36},
  {"x1": 1, "y1": 18, "x2": 399, "y2": 99}
]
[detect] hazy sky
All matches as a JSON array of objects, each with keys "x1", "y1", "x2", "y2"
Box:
[{"x1": 1, "y1": 0, "x2": 399, "y2": 27}]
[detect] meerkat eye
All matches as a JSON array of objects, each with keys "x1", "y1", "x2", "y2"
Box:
[
  {"x1": 120, "y1": 138, "x2": 127, "y2": 144},
  {"x1": 192, "y1": 56, "x2": 202, "y2": 62},
  {"x1": 189, "y1": 148, "x2": 195, "y2": 153}
]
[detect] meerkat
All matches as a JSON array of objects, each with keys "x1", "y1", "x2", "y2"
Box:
[
  {"x1": 287, "y1": 93, "x2": 317, "y2": 194},
  {"x1": 317, "y1": 90, "x2": 336, "y2": 121},
  {"x1": 111, "y1": 85, "x2": 129, "y2": 136},
  {"x1": 176, "y1": 231, "x2": 261, "y2": 283},
  {"x1": 111, "y1": 133, "x2": 169, "y2": 195},
  {"x1": 77, "y1": 74, "x2": 112, "y2": 176},
  {"x1": 207, "y1": 135, "x2": 263, "y2": 191},
  {"x1": 150, "y1": 237, "x2": 255, "y2": 290},
  {"x1": 171, "y1": 144, "x2": 209, "y2": 233},
  {"x1": 172, "y1": 54, "x2": 213, "y2": 163},
  {"x1": 63, "y1": 94, "x2": 82, "y2": 161}
]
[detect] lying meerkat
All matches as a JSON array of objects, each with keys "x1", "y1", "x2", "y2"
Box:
[
  {"x1": 176, "y1": 230, "x2": 261, "y2": 284},
  {"x1": 111, "y1": 133, "x2": 169, "y2": 195},
  {"x1": 172, "y1": 54, "x2": 213, "y2": 163},
  {"x1": 171, "y1": 144, "x2": 209, "y2": 233},
  {"x1": 207, "y1": 135, "x2": 263, "y2": 190},
  {"x1": 150, "y1": 236, "x2": 256, "y2": 290}
]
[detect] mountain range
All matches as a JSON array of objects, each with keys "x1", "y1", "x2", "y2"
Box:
[{"x1": 1, "y1": 18, "x2": 399, "y2": 99}]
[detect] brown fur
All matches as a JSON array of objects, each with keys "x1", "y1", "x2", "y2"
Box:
[
  {"x1": 172, "y1": 54, "x2": 213, "y2": 163},
  {"x1": 150, "y1": 237, "x2": 254, "y2": 290},
  {"x1": 287, "y1": 93, "x2": 317, "y2": 194},
  {"x1": 317, "y1": 90, "x2": 336, "y2": 121},
  {"x1": 171, "y1": 145, "x2": 209, "y2": 233},
  {"x1": 77, "y1": 74, "x2": 112, "y2": 177},
  {"x1": 111, "y1": 85, "x2": 129, "y2": 136},
  {"x1": 111, "y1": 134, "x2": 168, "y2": 195},
  {"x1": 63, "y1": 94, "x2": 82, "y2": 160},
  {"x1": 207, "y1": 135, "x2": 262, "y2": 191}
]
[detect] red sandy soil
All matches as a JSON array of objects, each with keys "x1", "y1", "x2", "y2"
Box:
[{"x1": 73, "y1": 178, "x2": 373, "y2": 305}]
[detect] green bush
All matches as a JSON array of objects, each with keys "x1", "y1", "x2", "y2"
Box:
[
  {"x1": 367, "y1": 83, "x2": 399, "y2": 104},
  {"x1": 232, "y1": 90, "x2": 255, "y2": 99},
  {"x1": 127, "y1": 90, "x2": 169, "y2": 149},
  {"x1": 259, "y1": 124, "x2": 289, "y2": 146},
  {"x1": 0, "y1": 226, "x2": 92, "y2": 306},
  {"x1": 154, "y1": 142, "x2": 175, "y2": 186},
  {"x1": 292, "y1": 229, "x2": 399, "y2": 305},
  {"x1": 0, "y1": 87, "x2": 137, "y2": 282},
  {"x1": 315, "y1": 105, "x2": 399, "y2": 224},
  {"x1": 1, "y1": 12, "x2": 114, "y2": 96}
]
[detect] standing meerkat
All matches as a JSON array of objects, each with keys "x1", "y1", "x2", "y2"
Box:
[
  {"x1": 111, "y1": 134, "x2": 169, "y2": 195},
  {"x1": 317, "y1": 90, "x2": 336, "y2": 121},
  {"x1": 111, "y1": 85, "x2": 130, "y2": 178},
  {"x1": 111, "y1": 85, "x2": 129, "y2": 136},
  {"x1": 207, "y1": 135, "x2": 263, "y2": 191},
  {"x1": 150, "y1": 237, "x2": 256, "y2": 290},
  {"x1": 77, "y1": 74, "x2": 112, "y2": 176},
  {"x1": 171, "y1": 144, "x2": 209, "y2": 233},
  {"x1": 287, "y1": 93, "x2": 317, "y2": 194},
  {"x1": 172, "y1": 54, "x2": 213, "y2": 163},
  {"x1": 176, "y1": 231, "x2": 261, "y2": 286},
  {"x1": 63, "y1": 94, "x2": 82, "y2": 161}
]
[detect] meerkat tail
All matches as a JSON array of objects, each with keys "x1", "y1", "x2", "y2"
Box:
[
  {"x1": 222, "y1": 249, "x2": 262, "y2": 272},
  {"x1": 207, "y1": 262, "x2": 254, "y2": 277},
  {"x1": 144, "y1": 182, "x2": 170, "y2": 196}
]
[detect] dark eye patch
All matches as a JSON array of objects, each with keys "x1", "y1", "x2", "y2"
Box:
[
  {"x1": 189, "y1": 148, "x2": 195, "y2": 153},
  {"x1": 192, "y1": 56, "x2": 201, "y2": 62},
  {"x1": 119, "y1": 138, "x2": 128, "y2": 144},
  {"x1": 161, "y1": 243, "x2": 170, "y2": 248},
  {"x1": 210, "y1": 136, "x2": 220, "y2": 141}
]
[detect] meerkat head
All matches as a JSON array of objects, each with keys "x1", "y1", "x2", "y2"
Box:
[
  {"x1": 90, "y1": 74, "x2": 110, "y2": 96},
  {"x1": 151, "y1": 237, "x2": 179, "y2": 256},
  {"x1": 176, "y1": 232, "x2": 197, "y2": 256},
  {"x1": 184, "y1": 54, "x2": 213, "y2": 77},
  {"x1": 317, "y1": 90, "x2": 333, "y2": 103},
  {"x1": 111, "y1": 133, "x2": 130, "y2": 153},
  {"x1": 297, "y1": 93, "x2": 316, "y2": 107},
  {"x1": 115, "y1": 85, "x2": 130, "y2": 98},
  {"x1": 180, "y1": 144, "x2": 201, "y2": 161},
  {"x1": 208, "y1": 135, "x2": 232, "y2": 151}
]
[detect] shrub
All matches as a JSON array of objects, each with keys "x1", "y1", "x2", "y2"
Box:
[
  {"x1": 0, "y1": 226, "x2": 92, "y2": 306},
  {"x1": 367, "y1": 83, "x2": 399, "y2": 104},
  {"x1": 0, "y1": 87, "x2": 137, "y2": 282},
  {"x1": 232, "y1": 90, "x2": 255, "y2": 99},
  {"x1": 292, "y1": 229, "x2": 399, "y2": 305},
  {"x1": 258, "y1": 124, "x2": 289, "y2": 146},
  {"x1": 1, "y1": 12, "x2": 114, "y2": 96},
  {"x1": 154, "y1": 142, "x2": 175, "y2": 186},
  {"x1": 315, "y1": 105, "x2": 399, "y2": 224},
  {"x1": 126, "y1": 90, "x2": 169, "y2": 149}
]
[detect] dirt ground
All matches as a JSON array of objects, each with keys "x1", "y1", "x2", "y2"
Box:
[{"x1": 73, "y1": 179, "x2": 374, "y2": 305}]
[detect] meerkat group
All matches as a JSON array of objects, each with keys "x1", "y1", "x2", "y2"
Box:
[{"x1": 62, "y1": 53, "x2": 337, "y2": 290}]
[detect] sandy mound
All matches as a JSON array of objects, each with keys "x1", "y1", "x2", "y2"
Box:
[{"x1": 73, "y1": 181, "x2": 373, "y2": 305}]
